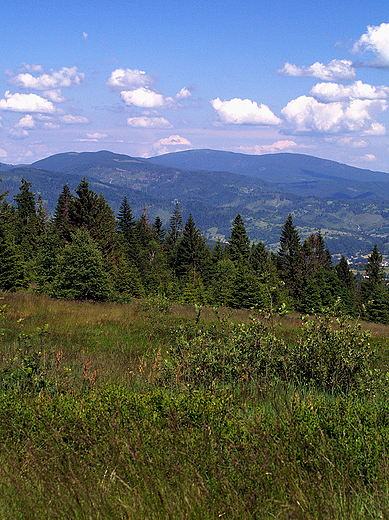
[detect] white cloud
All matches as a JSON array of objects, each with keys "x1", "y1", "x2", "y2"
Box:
[
  {"x1": 211, "y1": 97, "x2": 281, "y2": 125},
  {"x1": 238, "y1": 140, "x2": 298, "y2": 154},
  {"x1": 120, "y1": 88, "x2": 165, "y2": 108},
  {"x1": 127, "y1": 116, "x2": 173, "y2": 128},
  {"x1": 8, "y1": 128, "x2": 29, "y2": 139},
  {"x1": 86, "y1": 133, "x2": 107, "y2": 139},
  {"x1": 353, "y1": 23, "x2": 389, "y2": 67},
  {"x1": 107, "y1": 69, "x2": 153, "y2": 90},
  {"x1": 0, "y1": 148, "x2": 7, "y2": 159},
  {"x1": 59, "y1": 114, "x2": 89, "y2": 124},
  {"x1": 20, "y1": 63, "x2": 44, "y2": 73},
  {"x1": 152, "y1": 134, "x2": 192, "y2": 154},
  {"x1": 16, "y1": 114, "x2": 35, "y2": 128},
  {"x1": 0, "y1": 91, "x2": 55, "y2": 113},
  {"x1": 43, "y1": 89, "x2": 67, "y2": 102},
  {"x1": 361, "y1": 153, "x2": 376, "y2": 161},
  {"x1": 310, "y1": 81, "x2": 389, "y2": 103},
  {"x1": 83, "y1": 32, "x2": 88, "y2": 40},
  {"x1": 9, "y1": 66, "x2": 85, "y2": 90},
  {"x1": 43, "y1": 122, "x2": 60, "y2": 129},
  {"x1": 278, "y1": 59, "x2": 356, "y2": 81},
  {"x1": 176, "y1": 86, "x2": 193, "y2": 100},
  {"x1": 325, "y1": 136, "x2": 368, "y2": 148},
  {"x1": 281, "y1": 95, "x2": 387, "y2": 135}
]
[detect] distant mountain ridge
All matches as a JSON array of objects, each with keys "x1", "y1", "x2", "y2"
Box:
[
  {"x1": 2, "y1": 148, "x2": 389, "y2": 256},
  {"x1": 147, "y1": 149, "x2": 389, "y2": 184}
]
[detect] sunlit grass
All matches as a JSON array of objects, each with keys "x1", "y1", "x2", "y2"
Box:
[{"x1": 1, "y1": 290, "x2": 389, "y2": 519}]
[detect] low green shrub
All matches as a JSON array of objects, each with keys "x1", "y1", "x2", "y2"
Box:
[{"x1": 160, "y1": 310, "x2": 384, "y2": 395}]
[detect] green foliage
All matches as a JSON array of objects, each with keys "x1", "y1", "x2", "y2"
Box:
[
  {"x1": 227, "y1": 213, "x2": 251, "y2": 263},
  {"x1": 54, "y1": 228, "x2": 111, "y2": 301},
  {"x1": 161, "y1": 305, "x2": 380, "y2": 395},
  {"x1": 0, "y1": 242, "x2": 27, "y2": 291},
  {"x1": 360, "y1": 244, "x2": 389, "y2": 323}
]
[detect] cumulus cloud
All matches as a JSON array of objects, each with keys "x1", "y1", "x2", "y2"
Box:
[
  {"x1": 8, "y1": 128, "x2": 29, "y2": 139},
  {"x1": 0, "y1": 91, "x2": 55, "y2": 113},
  {"x1": 353, "y1": 23, "x2": 389, "y2": 67},
  {"x1": 152, "y1": 134, "x2": 192, "y2": 154},
  {"x1": 20, "y1": 63, "x2": 44, "y2": 73},
  {"x1": 211, "y1": 97, "x2": 281, "y2": 125},
  {"x1": 310, "y1": 81, "x2": 389, "y2": 103},
  {"x1": 9, "y1": 66, "x2": 85, "y2": 90},
  {"x1": 325, "y1": 136, "x2": 368, "y2": 148},
  {"x1": 59, "y1": 114, "x2": 89, "y2": 124},
  {"x1": 107, "y1": 69, "x2": 153, "y2": 90},
  {"x1": 278, "y1": 59, "x2": 356, "y2": 81},
  {"x1": 43, "y1": 122, "x2": 60, "y2": 129},
  {"x1": 43, "y1": 89, "x2": 67, "y2": 103},
  {"x1": 16, "y1": 114, "x2": 35, "y2": 128},
  {"x1": 83, "y1": 32, "x2": 88, "y2": 40},
  {"x1": 0, "y1": 149, "x2": 7, "y2": 159},
  {"x1": 120, "y1": 88, "x2": 165, "y2": 108},
  {"x1": 238, "y1": 140, "x2": 298, "y2": 155},
  {"x1": 361, "y1": 153, "x2": 376, "y2": 161},
  {"x1": 281, "y1": 95, "x2": 387, "y2": 135},
  {"x1": 176, "y1": 86, "x2": 193, "y2": 100},
  {"x1": 127, "y1": 116, "x2": 173, "y2": 128}
]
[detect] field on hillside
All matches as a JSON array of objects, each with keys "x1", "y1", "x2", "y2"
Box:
[{"x1": 1, "y1": 292, "x2": 389, "y2": 519}]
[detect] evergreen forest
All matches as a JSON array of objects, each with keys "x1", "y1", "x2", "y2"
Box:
[{"x1": 1, "y1": 176, "x2": 388, "y2": 324}]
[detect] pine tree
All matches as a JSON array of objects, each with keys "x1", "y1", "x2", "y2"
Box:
[
  {"x1": 54, "y1": 228, "x2": 111, "y2": 301},
  {"x1": 14, "y1": 178, "x2": 39, "y2": 261},
  {"x1": 359, "y1": 244, "x2": 389, "y2": 323},
  {"x1": 335, "y1": 256, "x2": 357, "y2": 314},
  {"x1": 175, "y1": 214, "x2": 209, "y2": 278},
  {"x1": 153, "y1": 216, "x2": 166, "y2": 245},
  {"x1": 227, "y1": 214, "x2": 251, "y2": 264},
  {"x1": 117, "y1": 196, "x2": 139, "y2": 264},
  {"x1": 53, "y1": 184, "x2": 74, "y2": 241},
  {"x1": 276, "y1": 213, "x2": 302, "y2": 303},
  {"x1": 166, "y1": 202, "x2": 183, "y2": 247}
]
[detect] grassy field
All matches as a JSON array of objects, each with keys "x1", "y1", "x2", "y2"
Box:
[{"x1": 1, "y1": 292, "x2": 389, "y2": 519}]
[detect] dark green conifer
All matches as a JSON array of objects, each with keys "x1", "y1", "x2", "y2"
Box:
[
  {"x1": 227, "y1": 214, "x2": 250, "y2": 264},
  {"x1": 54, "y1": 228, "x2": 111, "y2": 301}
]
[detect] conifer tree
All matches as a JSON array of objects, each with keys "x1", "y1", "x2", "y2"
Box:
[
  {"x1": 227, "y1": 214, "x2": 250, "y2": 264},
  {"x1": 166, "y1": 202, "x2": 183, "y2": 248},
  {"x1": 54, "y1": 228, "x2": 111, "y2": 301},
  {"x1": 153, "y1": 216, "x2": 166, "y2": 245},
  {"x1": 175, "y1": 214, "x2": 209, "y2": 278},
  {"x1": 335, "y1": 256, "x2": 356, "y2": 314},
  {"x1": 117, "y1": 196, "x2": 139, "y2": 264},
  {"x1": 360, "y1": 244, "x2": 389, "y2": 323},
  {"x1": 14, "y1": 178, "x2": 39, "y2": 261},
  {"x1": 276, "y1": 213, "x2": 302, "y2": 303},
  {"x1": 52, "y1": 184, "x2": 74, "y2": 242}
]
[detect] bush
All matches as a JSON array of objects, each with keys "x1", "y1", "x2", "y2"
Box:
[{"x1": 159, "y1": 309, "x2": 381, "y2": 394}]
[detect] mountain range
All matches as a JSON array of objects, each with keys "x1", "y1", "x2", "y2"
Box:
[{"x1": 2, "y1": 149, "x2": 389, "y2": 257}]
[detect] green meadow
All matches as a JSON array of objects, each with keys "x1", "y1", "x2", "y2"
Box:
[{"x1": 1, "y1": 292, "x2": 389, "y2": 519}]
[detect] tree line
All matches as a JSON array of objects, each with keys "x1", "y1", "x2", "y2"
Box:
[{"x1": 0, "y1": 177, "x2": 388, "y2": 323}]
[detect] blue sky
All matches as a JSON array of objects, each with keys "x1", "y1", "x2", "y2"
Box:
[{"x1": 2, "y1": 0, "x2": 389, "y2": 172}]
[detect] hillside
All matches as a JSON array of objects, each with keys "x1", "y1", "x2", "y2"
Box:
[{"x1": 2, "y1": 149, "x2": 389, "y2": 255}]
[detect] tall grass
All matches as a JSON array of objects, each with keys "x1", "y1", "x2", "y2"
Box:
[{"x1": 1, "y1": 291, "x2": 389, "y2": 519}]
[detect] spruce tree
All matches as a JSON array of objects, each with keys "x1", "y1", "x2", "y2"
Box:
[
  {"x1": 277, "y1": 213, "x2": 302, "y2": 304},
  {"x1": 54, "y1": 228, "x2": 111, "y2": 301},
  {"x1": 175, "y1": 214, "x2": 209, "y2": 278},
  {"x1": 335, "y1": 255, "x2": 357, "y2": 314},
  {"x1": 360, "y1": 244, "x2": 389, "y2": 323},
  {"x1": 53, "y1": 184, "x2": 74, "y2": 242},
  {"x1": 14, "y1": 178, "x2": 39, "y2": 261},
  {"x1": 227, "y1": 214, "x2": 251, "y2": 264}
]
